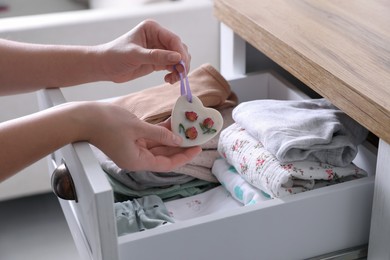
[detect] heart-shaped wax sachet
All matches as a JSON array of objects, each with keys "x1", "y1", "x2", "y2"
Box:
[{"x1": 171, "y1": 95, "x2": 223, "y2": 147}]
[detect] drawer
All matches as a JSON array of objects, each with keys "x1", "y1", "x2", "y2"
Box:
[{"x1": 37, "y1": 71, "x2": 376, "y2": 260}]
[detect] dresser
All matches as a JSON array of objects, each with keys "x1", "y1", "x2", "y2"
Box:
[{"x1": 214, "y1": 0, "x2": 390, "y2": 258}]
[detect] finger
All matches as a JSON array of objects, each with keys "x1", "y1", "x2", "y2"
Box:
[
  {"x1": 164, "y1": 70, "x2": 183, "y2": 84},
  {"x1": 165, "y1": 52, "x2": 191, "y2": 84},
  {"x1": 137, "y1": 146, "x2": 202, "y2": 172},
  {"x1": 149, "y1": 145, "x2": 199, "y2": 157},
  {"x1": 164, "y1": 73, "x2": 176, "y2": 84},
  {"x1": 149, "y1": 21, "x2": 189, "y2": 63},
  {"x1": 139, "y1": 122, "x2": 182, "y2": 147},
  {"x1": 141, "y1": 48, "x2": 182, "y2": 66},
  {"x1": 141, "y1": 19, "x2": 190, "y2": 72},
  {"x1": 157, "y1": 118, "x2": 171, "y2": 130}
]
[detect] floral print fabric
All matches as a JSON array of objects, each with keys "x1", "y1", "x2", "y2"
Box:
[{"x1": 218, "y1": 123, "x2": 367, "y2": 198}]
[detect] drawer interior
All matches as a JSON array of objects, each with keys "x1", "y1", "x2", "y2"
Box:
[
  {"x1": 38, "y1": 70, "x2": 377, "y2": 260},
  {"x1": 116, "y1": 72, "x2": 376, "y2": 260}
]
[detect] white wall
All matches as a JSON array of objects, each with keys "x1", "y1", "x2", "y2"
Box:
[
  {"x1": 0, "y1": 0, "x2": 87, "y2": 18},
  {"x1": 0, "y1": 0, "x2": 220, "y2": 200}
]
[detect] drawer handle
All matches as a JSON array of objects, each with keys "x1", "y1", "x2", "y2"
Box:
[{"x1": 51, "y1": 161, "x2": 78, "y2": 202}]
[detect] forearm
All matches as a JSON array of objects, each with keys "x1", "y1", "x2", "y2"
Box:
[
  {"x1": 0, "y1": 99, "x2": 201, "y2": 181},
  {"x1": 0, "y1": 102, "x2": 90, "y2": 180},
  {"x1": 0, "y1": 39, "x2": 104, "y2": 95}
]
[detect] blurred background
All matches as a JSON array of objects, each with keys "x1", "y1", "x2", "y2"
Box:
[{"x1": 0, "y1": 1, "x2": 218, "y2": 259}]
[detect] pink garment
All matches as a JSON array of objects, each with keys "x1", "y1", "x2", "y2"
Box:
[{"x1": 218, "y1": 123, "x2": 367, "y2": 197}]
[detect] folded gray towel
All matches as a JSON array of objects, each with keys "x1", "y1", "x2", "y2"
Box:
[
  {"x1": 115, "y1": 195, "x2": 174, "y2": 236},
  {"x1": 232, "y1": 98, "x2": 368, "y2": 167}
]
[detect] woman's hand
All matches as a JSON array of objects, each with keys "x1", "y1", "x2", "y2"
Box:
[
  {"x1": 0, "y1": 100, "x2": 200, "y2": 181},
  {"x1": 84, "y1": 102, "x2": 201, "y2": 172},
  {"x1": 0, "y1": 19, "x2": 189, "y2": 95},
  {"x1": 98, "y1": 19, "x2": 191, "y2": 84},
  {"x1": 0, "y1": 19, "x2": 195, "y2": 180}
]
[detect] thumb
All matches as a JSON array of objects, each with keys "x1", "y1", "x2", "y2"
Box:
[
  {"x1": 144, "y1": 49, "x2": 182, "y2": 65},
  {"x1": 141, "y1": 123, "x2": 183, "y2": 147}
]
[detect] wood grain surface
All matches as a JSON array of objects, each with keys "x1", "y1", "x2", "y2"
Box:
[{"x1": 214, "y1": 0, "x2": 390, "y2": 143}]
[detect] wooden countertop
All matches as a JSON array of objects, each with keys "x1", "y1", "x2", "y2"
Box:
[{"x1": 214, "y1": 0, "x2": 390, "y2": 144}]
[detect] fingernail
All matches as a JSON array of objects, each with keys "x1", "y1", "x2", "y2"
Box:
[{"x1": 168, "y1": 53, "x2": 180, "y2": 62}]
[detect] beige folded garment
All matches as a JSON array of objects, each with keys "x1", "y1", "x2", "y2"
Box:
[{"x1": 113, "y1": 63, "x2": 238, "y2": 124}]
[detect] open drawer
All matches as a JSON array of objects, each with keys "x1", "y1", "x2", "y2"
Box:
[{"x1": 37, "y1": 71, "x2": 377, "y2": 260}]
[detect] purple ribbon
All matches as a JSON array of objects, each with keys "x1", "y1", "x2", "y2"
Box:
[{"x1": 177, "y1": 60, "x2": 192, "y2": 103}]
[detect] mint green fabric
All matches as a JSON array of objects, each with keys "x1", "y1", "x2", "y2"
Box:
[{"x1": 115, "y1": 195, "x2": 174, "y2": 236}]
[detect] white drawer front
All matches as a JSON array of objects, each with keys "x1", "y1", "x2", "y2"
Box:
[
  {"x1": 38, "y1": 89, "x2": 119, "y2": 260},
  {"x1": 38, "y1": 71, "x2": 376, "y2": 260},
  {"x1": 117, "y1": 177, "x2": 373, "y2": 260}
]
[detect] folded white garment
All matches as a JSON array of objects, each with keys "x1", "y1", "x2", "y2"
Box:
[
  {"x1": 218, "y1": 123, "x2": 367, "y2": 198},
  {"x1": 165, "y1": 186, "x2": 242, "y2": 221},
  {"x1": 212, "y1": 157, "x2": 271, "y2": 205},
  {"x1": 232, "y1": 98, "x2": 368, "y2": 167}
]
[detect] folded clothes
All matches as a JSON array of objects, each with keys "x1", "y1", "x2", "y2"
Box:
[
  {"x1": 165, "y1": 186, "x2": 242, "y2": 221},
  {"x1": 218, "y1": 123, "x2": 367, "y2": 198},
  {"x1": 115, "y1": 195, "x2": 174, "y2": 236},
  {"x1": 233, "y1": 98, "x2": 368, "y2": 167},
  {"x1": 173, "y1": 107, "x2": 235, "y2": 182},
  {"x1": 113, "y1": 63, "x2": 238, "y2": 124},
  {"x1": 212, "y1": 157, "x2": 271, "y2": 205},
  {"x1": 93, "y1": 107, "x2": 236, "y2": 184}
]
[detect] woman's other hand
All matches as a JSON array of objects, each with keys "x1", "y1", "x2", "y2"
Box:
[
  {"x1": 98, "y1": 19, "x2": 191, "y2": 85},
  {"x1": 85, "y1": 102, "x2": 201, "y2": 172}
]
